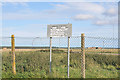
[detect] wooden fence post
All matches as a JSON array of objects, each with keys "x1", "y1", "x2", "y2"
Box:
[
  {"x1": 11, "y1": 35, "x2": 16, "y2": 75},
  {"x1": 81, "y1": 33, "x2": 85, "y2": 78}
]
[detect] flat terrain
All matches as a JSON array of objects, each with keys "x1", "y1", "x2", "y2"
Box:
[
  {"x1": 2, "y1": 49, "x2": 120, "y2": 78},
  {"x1": 2, "y1": 48, "x2": 119, "y2": 53}
]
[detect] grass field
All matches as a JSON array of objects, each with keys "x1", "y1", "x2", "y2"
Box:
[{"x1": 2, "y1": 49, "x2": 120, "y2": 78}]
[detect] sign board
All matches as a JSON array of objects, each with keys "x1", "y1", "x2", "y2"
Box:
[{"x1": 47, "y1": 24, "x2": 72, "y2": 37}]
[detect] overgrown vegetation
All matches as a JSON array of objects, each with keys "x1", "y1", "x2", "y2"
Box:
[{"x1": 2, "y1": 50, "x2": 120, "y2": 78}]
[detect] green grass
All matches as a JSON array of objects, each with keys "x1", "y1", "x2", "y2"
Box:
[{"x1": 2, "y1": 50, "x2": 120, "y2": 78}]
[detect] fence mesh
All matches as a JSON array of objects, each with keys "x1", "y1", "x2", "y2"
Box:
[
  {"x1": 1, "y1": 35, "x2": 119, "y2": 78},
  {"x1": 85, "y1": 36, "x2": 119, "y2": 78}
]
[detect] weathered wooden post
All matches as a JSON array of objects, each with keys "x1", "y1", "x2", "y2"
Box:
[
  {"x1": 81, "y1": 33, "x2": 85, "y2": 78},
  {"x1": 11, "y1": 35, "x2": 16, "y2": 75}
]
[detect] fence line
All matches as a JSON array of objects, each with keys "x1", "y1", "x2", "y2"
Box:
[{"x1": 1, "y1": 34, "x2": 119, "y2": 78}]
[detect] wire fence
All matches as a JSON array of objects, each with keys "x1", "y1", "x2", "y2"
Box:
[
  {"x1": 1, "y1": 35, "x2": 119, "y2": 78},
  {"x1": 1, "y1": 36, "x2": 118, "y2": 48}
]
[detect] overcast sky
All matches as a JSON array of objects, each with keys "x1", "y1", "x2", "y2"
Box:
[{"x1": 2, "y1": 2, "x2": 118, "y2": 38}]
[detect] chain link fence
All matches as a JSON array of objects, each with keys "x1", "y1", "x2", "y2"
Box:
[
  {"x1": 85, "y1": 36, "x2": 119, "y2": 78},
  {"x1": 1, "y1": 35, "x2": 119, "y2": 78}
]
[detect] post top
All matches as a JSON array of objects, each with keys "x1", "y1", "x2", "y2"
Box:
[
  {"x1": 11, "y1": 35, "x2": 14, "y2": 37},
  {"x1": 81, "y1": 33, "x2": 85, "y2": 36}
]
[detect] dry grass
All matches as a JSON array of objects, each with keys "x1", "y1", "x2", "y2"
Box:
[{"x1": 1, "y1": 48, "x2": 118, "y2": 54}]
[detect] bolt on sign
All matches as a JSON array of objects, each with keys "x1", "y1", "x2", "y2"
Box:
[{"x1": 47, "y1": 24, "x2": 72, "y2": 37}]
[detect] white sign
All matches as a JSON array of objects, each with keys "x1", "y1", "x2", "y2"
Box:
[{"x1": 47, "y1": 24, "x2": 72, "y2": 37}]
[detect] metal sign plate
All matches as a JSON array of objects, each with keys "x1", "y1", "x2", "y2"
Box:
[{"x1": 47, "y1": 24, "x2": 72, "y2": 37}]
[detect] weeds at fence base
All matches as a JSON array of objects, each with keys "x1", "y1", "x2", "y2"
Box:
[{"x1": 2, "y1": 50, "x2": 120, "y2": 78}]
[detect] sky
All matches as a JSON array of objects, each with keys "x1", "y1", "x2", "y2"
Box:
[
  {"x1": 1, "y1": 2, "x2": 118, "y2": 47},
  {"x1": 2, "y1": 2, "x2": 118, "y2": 38}
]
